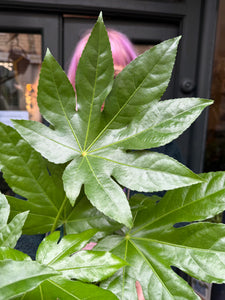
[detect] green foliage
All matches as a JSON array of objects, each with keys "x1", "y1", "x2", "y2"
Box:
[
  {"x1": 0, "y1": 202, "x2": 122, "y2": 299},
  {"x1": 95, "y1": 174, "x2": 225, "y2": 299},
  {"x1": 0, "y1": 12, "x2": 225, "y2": 300}
]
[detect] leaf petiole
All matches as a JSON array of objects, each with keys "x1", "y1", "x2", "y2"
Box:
[{"x1": 50, "y1": 195, "x2": 68, "y2": 234}]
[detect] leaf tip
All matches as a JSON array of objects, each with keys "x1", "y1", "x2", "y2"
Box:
[{"x1": 98, "y1": 11, "x2": 103, "y2": 22}]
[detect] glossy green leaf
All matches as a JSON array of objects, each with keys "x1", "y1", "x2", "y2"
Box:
[
  {"x1": 36, "y1": 229, "x2": 98, "y2": 265},
  {"x1": 36, "y1": 230, "x2": 127, "y2": 283},
  {"x1": 136, "y1": 171, "x2": 225, "y2": 235},
  {"x1": 0, "y1": 260, "x2": 59, "y2": 300},
  {"x1": 94, "y1": 173, "x2": 225, "y2": 300},
  {"x1": 94, "y1": 97, "x2": 213, "y2": 150},
  {"x1": 11, "y1": 16, "x2": 209, "y2": 228},
  {"x1": 16, "y1": 276, "x2": 118, "y2": 300},
  {"x1": 0, "y1": 193, "x2": 28, "y2": 248}
]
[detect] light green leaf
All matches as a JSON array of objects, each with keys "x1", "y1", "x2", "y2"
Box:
[
  {"x1": 36, "y1": 230, "x2": 127, "y2": 283},
  {"x1": 0, "y1": 193, "x2": 28, "y2": 248},
  {"x1": 62, "y1": 154, "x2": 133, "y2": 227},
  {"x1": 94, "y1": 174, "x2": 225, "y2": 300},
  {"x1": 0, "y1": 247, "x2": 31, "y2": 261},
  {"x1": 12, "y1": 16, "x2": 209, "y2": 227},
  {"x1": 16, "y1": 276, "x2": 119, "y2": 300},
  {"x1": 0, "y1": 191, "x2": 9, "y2": 228},
  {"x1": 0, "y1": 260, "x2": 59, "y2": 300},
  {"x1": 86, "y1": 148, "x2": 203, "y2": 193}
]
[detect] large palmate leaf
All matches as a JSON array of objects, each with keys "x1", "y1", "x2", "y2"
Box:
[
  {"x1": 94, "y1": 172, "x2": 225, "y2": 300},
  {"x1": 0, "y1": 192, "x2": 28, "y2": 248},
  {"x1": 12, "y1": 15, "x2": 209, "y2": 228}
]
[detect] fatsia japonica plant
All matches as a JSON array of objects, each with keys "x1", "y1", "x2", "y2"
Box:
[{"x1": 1, "y1": 12, "x2": 225, "y2": 300}]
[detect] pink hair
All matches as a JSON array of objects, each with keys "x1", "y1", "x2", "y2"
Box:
[{"x1": 67, "y1": 28, "x2": 137, "y2": 88}]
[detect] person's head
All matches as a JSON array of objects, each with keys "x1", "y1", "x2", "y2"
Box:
[{"x1": 67, "y1": 28, "x2": 137, "y2": 88}]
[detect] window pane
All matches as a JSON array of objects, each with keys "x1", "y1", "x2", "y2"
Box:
[{"x1": 0, "y1": 33, "x2": 42, "y2": 126}]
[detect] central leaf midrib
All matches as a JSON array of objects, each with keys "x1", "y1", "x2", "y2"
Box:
[
  {"x1": 86, "y1": 39, "x2": 177, "y2": 152},
  {"x1": 88, "y1": 154, "x2": 197, "y2": 178},
  {"x1": 83, "y1": 31, "x2": 101, "y2": 150},
  {"x1": 122, "y1": 239, "x2": 129, "y2": 300},
  {"x1": 131, "y1": 236, "x2": 225, "y2": 255},
  {"x1": 47, "y1": 279, "x2": 80, "y2": 299},
  {"x1": 57, "y1": 263, "x2": 119, "y2": 271},
  {"x1": 85, "y1": 156, "x2": 121, "y2": 212},
  {"x1": 129, "y1": 239, "x2": 174, "y2": 299},
  {"x1": 15, "y1": 123, "x2": 79, "y2": 153}
]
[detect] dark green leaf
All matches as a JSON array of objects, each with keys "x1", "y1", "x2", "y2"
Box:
[
  {"x1": 0, "y1": 122, "x2": 65, "y2": 208},
  {"x1": 0, "y1": 121, "x2": 67, "y2": 234}
]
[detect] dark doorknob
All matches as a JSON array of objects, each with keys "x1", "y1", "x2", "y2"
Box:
[{"x1": 181, "y1": 79, "x2": 195, "y2": 93}]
